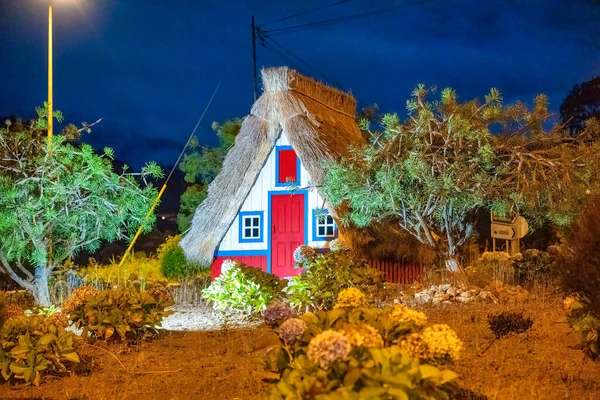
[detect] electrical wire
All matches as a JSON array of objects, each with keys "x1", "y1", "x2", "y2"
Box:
[
  {"x1": 261, "y1": 0, "x2": 353, "y2": 27},
  {"x1": 261, "y1": 35, "x2": 371, "y2": 107},
  {"x1": 263, "y1": 0, "x2": 435, "y2": 36}
]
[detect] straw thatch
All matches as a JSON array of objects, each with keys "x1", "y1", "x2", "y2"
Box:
[{"x1": 180, "y1": 67, "x2": 365, "y2": 266}]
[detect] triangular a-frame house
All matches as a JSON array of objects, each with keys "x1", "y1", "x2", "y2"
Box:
[{"x1": 180, "y1": 67, "x2": 365, "y2": 278}]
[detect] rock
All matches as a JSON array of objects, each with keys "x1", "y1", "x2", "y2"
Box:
[
  {"x1": 457, "y1": 296, "x2": 473, "y2": 303},
  {"x1": 442, "y1": 301, "x2": 453, "y2": 305},
  {"x1": 432, "y1": 296, "x2": 444, "y2": 304},
  {"x1": 446, "y1": 287, "x2": 458, "y2": 297},
  {"x1": 438, "y1": 284, "x2": 452, "y2": 292},
  {"x1": 477, "y1": 291, "x2": 494, "y2": 301},
  {"x1": 430, "y1": 285, "x2": 438, "y2": 291},
  {"x1": 460, "y1": 291, "x2": 473, "y2": 298},
  {"x1": 393, "y1": 298, "x2": 401, "y2": 304}
]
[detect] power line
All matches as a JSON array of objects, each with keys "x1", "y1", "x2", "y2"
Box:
[
  {"x1": 262, "y1": 0, "x2": 353, "y2": 27},
  {"x1": 261, "y1": 35, "x2": 371, "y2": 107},
  {"x1": 263, "y1": 0, "x2": 435, "y2": 36}
]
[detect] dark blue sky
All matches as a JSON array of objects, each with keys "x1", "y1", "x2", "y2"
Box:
[{"x1": 1, "y1": 0, "x2": 599, "y2": 169}]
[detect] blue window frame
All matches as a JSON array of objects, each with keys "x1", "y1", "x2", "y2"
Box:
[
  {"x1": 238, "y1": 211, "x2": 264, "y2": 243},
  {"x1": 275, "y1": 145, "x2": 301, "y2": 187},
  {"x1": 312, "y1": 209, "x2": 337, "y2": 241}
]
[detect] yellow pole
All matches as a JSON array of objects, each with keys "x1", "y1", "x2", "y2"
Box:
[
  {"x1": 48, "y1": 1, "x2": 53, "y2": 145},
  {"x1": 118, "y1": 184, "x2": 168, "y2": 268}
]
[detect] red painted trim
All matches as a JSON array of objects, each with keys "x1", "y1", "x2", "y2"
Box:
[{"x1": 211, "y1": 256, "x2": 267, "y2": 280}]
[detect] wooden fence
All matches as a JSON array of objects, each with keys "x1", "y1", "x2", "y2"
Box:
[{"x1": 368, "y1": 259, "x2": 423, "y2": 284}]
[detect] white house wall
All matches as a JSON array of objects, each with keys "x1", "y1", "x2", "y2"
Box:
[{"x1": 217, "y1": 132, "x2": 333, "y2": 252}]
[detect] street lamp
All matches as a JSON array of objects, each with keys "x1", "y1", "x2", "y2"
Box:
[{"x1": 48, "y1": 0, "x2": 53, "y2": 145}]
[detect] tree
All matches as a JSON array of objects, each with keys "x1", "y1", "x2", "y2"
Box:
[
  {"x1": 177, "y1": 118, "x2": 241, "y2": 232},
  {"x1": 323, "y1": 85, "x2": 600, "y2": 287},
  {"x1": 560, "y1": 76, "x2": 600, "y2": 135},
  {"x1": 0, "y1": 107, "x2": 163, "y2": 305}
]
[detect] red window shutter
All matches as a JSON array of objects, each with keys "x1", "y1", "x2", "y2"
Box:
[{"x1": 278, "y1": 149, "x2": 298, "y2": 184}]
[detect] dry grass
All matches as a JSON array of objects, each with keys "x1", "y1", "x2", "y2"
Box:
[
  {"x1": 420, "y1": 291, "x2": 600, "y2": 400},
  {"x1": 1, "y1": 292, "x2": 598, "y2": 399}
]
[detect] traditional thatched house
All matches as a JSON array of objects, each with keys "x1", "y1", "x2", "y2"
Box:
[{"x1": 180, "y1": 67, "x2": 366, "y2": 279}]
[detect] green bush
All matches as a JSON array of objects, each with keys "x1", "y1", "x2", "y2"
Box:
[
  {"x1": 513, "y1": 249, "x2": 553, "y2": 287},
  {"x1": 0, "y1": 315, "x2": 80, "y2": 386},
  {"x1": 157, "y1": 235, "x2": 204, "y2": 280},
  {"x1": 202, "y1": 260, "x2": 287, "y2": 314},
  {"x1": 68, "y1": 287, "x2": 173, "y2": 343},
  {"x1": 563, "y1": 295, "x2": 600, "y2": 359},
  {"x1": 260, "y1": 288, "x2": 462, "y2": 398},
  {"x1": 284, "y1": 249, "x2": 384, "y2": 312}
]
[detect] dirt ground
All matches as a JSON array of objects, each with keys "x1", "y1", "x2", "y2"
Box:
[{"x1": 1, "y1": 293, "x2": 599, "y2": 400}]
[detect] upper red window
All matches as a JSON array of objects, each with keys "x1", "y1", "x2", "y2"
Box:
[{"x1": 277, "y1": 148, "x2": 299, "y2": 185}]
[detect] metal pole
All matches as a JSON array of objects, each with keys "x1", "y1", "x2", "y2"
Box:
[
  {"x1": 48, "y1": 0, "x2": 53, "y2": 145},
  {"x1": 251, "y1": 15, "x2": 257, "y2": 101}
]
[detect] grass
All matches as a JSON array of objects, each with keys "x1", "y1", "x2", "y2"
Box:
[{"x1": 0, "y1": 291, "x2": 598, "y2": 399}]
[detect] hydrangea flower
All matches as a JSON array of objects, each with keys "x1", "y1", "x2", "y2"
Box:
[
  {"x1": 563, "y1": 294, "x2": 583, "y2": 315},
  {"x1": 338, "y1": 323, "x2": 383, "y2": 348},
  {"x1": 329, "y1": 238, "x2": 348, "y2": 252},
  {"x1": 421, "y1": 324, "x2": 463, "y2": 362},
  {"x1": 334, "y1": 287, "x2": 367, "y2": 309},
  {"x1": 279, "y1": 318, "x2": 307, "y2": 345},
  {"x1": 399, "y1": 333, "x2": 431, "y2": 359},
  {"x1": 264, "y1": 301, "x2": 293, "y2": 326},
  {"x1": 390, "y1": 304, "x2": 428, "y2": 327},
  {"x1": 220, "y1": 259, "x2": 240, "y2": 275},
  {"x1": 62, "y1": 285, "x2": 98, "y2": 315},
  {"x1": 293, "y1": 245, "x2": 316, "y2": 264},
  {"x1": 307, "y1": 330, "x2": 352, "y2": 369}
]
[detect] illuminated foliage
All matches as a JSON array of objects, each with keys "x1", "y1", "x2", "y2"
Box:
[
  {"x1": 324, "y1": 85, "x2": 600, "y2": 285},
  {"x1": 177, "y1": 119, "x2": 241, "y2": 232},
  {"x1": 0, "y1": 108, "x2": 163, "y2": 305}
]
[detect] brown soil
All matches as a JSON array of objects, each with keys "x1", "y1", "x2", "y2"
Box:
[{"x1": 1, "y1": 293, "x2": 599, "y2": 399}]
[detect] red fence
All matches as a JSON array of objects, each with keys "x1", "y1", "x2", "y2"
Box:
[{"x1": 368, "y1": 259, "x2": 423, "y2": 284}]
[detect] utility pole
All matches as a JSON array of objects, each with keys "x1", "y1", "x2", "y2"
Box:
[{"x1": 251, "y1": 15, "x2": 258, "y2": 101}]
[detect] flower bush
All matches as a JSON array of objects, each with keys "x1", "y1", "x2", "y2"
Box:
[
  {"x1": 68, "y1": 287, "x2": 173, "y2": 343},
  {"x1": 260, "y1": 290, "x2": 463, "y2": 398},
  {"x1": 0, "y1": 315, "x2": 81, "y2": 386},
  {"x1": 202, "y1": 261, "x2": 287, "y2": 315},
  {"x1": 513, "y1": 248, "x2": 553, "y2": 286},
  {"x1": 562, "y1": 294, "x2": 600, "y2": 359},
  {"x1": 284, "y1": 249, "x2": 383, "y2": 312}
]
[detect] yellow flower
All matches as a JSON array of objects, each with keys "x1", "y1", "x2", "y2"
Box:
[
  {"x1": 421, "y1": 324, "x2": 463, "y2": 362},
  {"x1": 399, "y1": 333, "x2": 431, "y2": 359},
  {"x1": 338, "y1": 323, "x2": 384, "y2": 348},
  {"x1": 334, "y1": 287, "x2": 367, "y2": 309},
  {"x1": 390, "y1": 304, "x2": 428, "y2": 328}
]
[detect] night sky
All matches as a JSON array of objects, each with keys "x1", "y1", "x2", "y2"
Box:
[{"x1": 1, "y1": 0, "x2": 599, "y2": 170}]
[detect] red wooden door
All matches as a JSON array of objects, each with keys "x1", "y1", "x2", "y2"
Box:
[{"x1": 271, "y1": 194, "x2": 304, "y2": 277}]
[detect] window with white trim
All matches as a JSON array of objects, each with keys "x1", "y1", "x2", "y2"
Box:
[
  {"x1": 315, "y1": 211, "x2": 336, "y2": 238},
  {"x1": 239, "y1": 211, "x2": 263, "y2": 243}
]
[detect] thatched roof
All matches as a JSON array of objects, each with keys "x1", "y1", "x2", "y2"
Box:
[{"x1": 180, "y1": 67, "x2": 365, "y2": 266}]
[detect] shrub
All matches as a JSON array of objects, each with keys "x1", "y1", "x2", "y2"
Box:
[
  {"x1": 467, "y1": 251, "x2": 515, "y2": 287},
  {"x1": 513, "y1": 249, "x2": 553, "y2": 287},
  {"x1": 284, "y1": 250, "x2": 384, "y2": 312},
  {"x1": 0, "y1": 315, "x2": 80, "y2": 386},
  {"x1": 68, "y1": 287, "x2": 173, "y2": 343},
  {"x1": 202, "y1": 261, "x2": 287, "y2": 314},
  {"x1": 487, "y1": 312, "x2": 533, "y2": 339},
  {"x1": 80, "y1": 253, "x2": 164, "y2": 290},
  {"x1": 4, "y1": 291, "x2": 35, "y2": 310},
  {"x1": 557, "y1": 195, "x2": 600, "y2": 319},
  {"x1": 563, "y1": 294, "x2": 600, "y2": 359},
  {"x1": 157, "y1": 235, "x2": 203, "y2": 280},
  {"x1": 0, "y1": 294, "x2": 6, "y2": 330},
  {"x1": 261, "y1": 292, "x2": 462, "y2": 398}
]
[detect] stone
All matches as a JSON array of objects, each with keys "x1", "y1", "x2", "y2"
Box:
[
  {"x1": 432, "y1": 296, "x2": 444, "y2": 305},
  {"x1": 477, "y1": 291, "x2": 494, "y2": 301},
  {"x1": 446, "y1": 287, "x2": 458, "y2": 297},
  {"x1": 438, "y1": 284, "x2": 452, "y2": 292},
  {"x1": 458, "y1": 296, "x2": 473, "y2": 303},
  {"x1": 460, "y1": 291, "x2": 473, "y2": 298}
]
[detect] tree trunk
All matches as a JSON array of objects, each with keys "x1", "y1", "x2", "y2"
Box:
[
  {"x1": 32, "y1": 266, "x2": 52, "y2": 306},
  {"x1": 443, "y1": 256, "x2": 470, "y2": 289}
]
